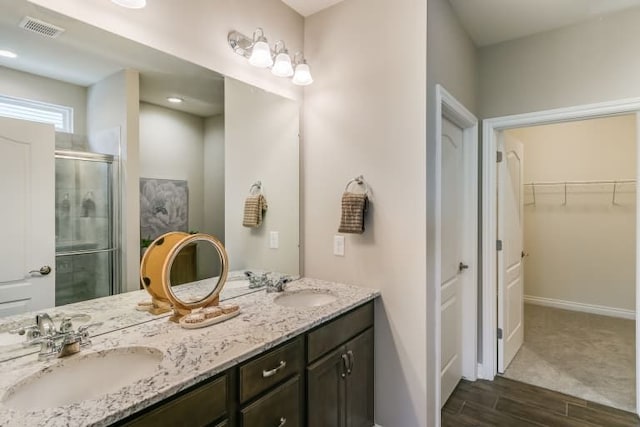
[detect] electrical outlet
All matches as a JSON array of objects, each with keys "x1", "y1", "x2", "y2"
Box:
[
  {"x1": 333, "y1": 235, "x2": 345, "y2": 256},
  {"x1": 269, "y1": 231, "x2": 279, "y2": 249}
]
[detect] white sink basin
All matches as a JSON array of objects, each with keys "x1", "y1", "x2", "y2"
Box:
[
  {"x1": 275, "y1": 290, "x2": 337, "y2": 308},
  {"x1": 3, "y1": 346, "x2": 163, "y2": 410}
]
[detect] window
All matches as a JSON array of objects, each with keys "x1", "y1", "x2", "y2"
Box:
[{"x1": 0, "y1": 94, "x2": 73, "y2": 132}]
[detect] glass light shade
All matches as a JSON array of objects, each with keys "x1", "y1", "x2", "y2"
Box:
[
  {"x1": 111, "y1": 0, "x2": 146, "y2": 8},
  {"x1": 271, "y1": 52, "x2": 294, "y2": 77},
  {"x1": 292, "y1": 63, "x2": 313, "y2": 86},
  {"x1": 248, "y1": 41, "x2": 273, "y2": 68}
]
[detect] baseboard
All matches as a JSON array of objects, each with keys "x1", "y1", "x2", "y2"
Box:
[{"x1": 524, "y1": 295, "x2": 635, "y2": 320}]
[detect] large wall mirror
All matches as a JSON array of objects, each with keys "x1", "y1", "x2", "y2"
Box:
[{"x1": 0, "y1": 0, "x2": 299, "y2": 353}]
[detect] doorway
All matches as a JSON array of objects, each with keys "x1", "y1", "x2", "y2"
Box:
[
  {"x1": 481, "y1": 101, "x2": 640, "y2": 410},
  {"x1": 434, "y1": 85, "x2": 478, "y2": 418}
]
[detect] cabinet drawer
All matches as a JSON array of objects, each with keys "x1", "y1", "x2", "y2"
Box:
[
  {"x1": 239, "y1": 337, "x2": 303, "y2": 403},
  {"x1": 120, "y1": 374, "x2": 227, "y2": 427},
  {"x1": 241, "y1": 375, "x2": 300, "y2": 427},
  {"x1": 307, "y1": 301, "x2": 374, "y2": 363}
]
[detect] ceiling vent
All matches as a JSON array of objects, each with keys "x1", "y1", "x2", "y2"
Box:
[{"x1": 19, "y1": 16, "x2": 65, "y2": 39}]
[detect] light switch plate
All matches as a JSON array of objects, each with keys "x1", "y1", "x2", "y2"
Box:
[
  {"x1": 269, "y1": 231, "x2": 279, "y2": 249},
  {"x1": 333, "y1": 235, "x2": 345, "y2": 256}
]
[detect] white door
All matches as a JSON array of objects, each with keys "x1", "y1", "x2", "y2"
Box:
[
  {"x1": 497, "y1": 134, "x2": 525, "y2": 372},
  {"x1": 440, "y1": 117, "x2": 467, "y2": 404},
  {"x1": 0, "y1": 117, "x2": 55, "y2": 316}
]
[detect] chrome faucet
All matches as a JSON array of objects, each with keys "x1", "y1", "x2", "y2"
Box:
[
  {"x1": 22, "y1": 313, "x2": 101, "y2": 360},
  {"x1": 36, "y1": 313, "x2": 55, "y2": 337},
  {"x1": 245, "y1": 271, "x2": 270, "y2": 289},
  {"x1": 266, "y1": 275, "x2": 293, "y2": 293}
]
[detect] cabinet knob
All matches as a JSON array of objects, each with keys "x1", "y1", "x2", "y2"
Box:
[
  {"x1": 262, "y1": 360, "x2": 287, "y2": 378},
  {"x1": 277, "y1": 417, "x2": 287, "y2": 427}
]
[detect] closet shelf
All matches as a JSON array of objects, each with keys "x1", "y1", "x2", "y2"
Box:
[{"x1": 524, "y1": 179, "x2": 636, "y2": 206}]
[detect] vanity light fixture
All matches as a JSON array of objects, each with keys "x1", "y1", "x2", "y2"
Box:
[
  {"x1": 271, "y1": 41, "x2": 294, "y2": 77},
  {"x1": 0, "y1": 50, "x2": 17, "y2": 59},
  {"x1": 166, "y1": 96, "x2": 183, "y2": 104},
  {"x1": 228, "y1": 28, "x2": 312, "y2": 85},
  {"x1": 111, "y1": 0, "x2": 147, "y2": 9},
  {"x1": 248, "y1": 28, "x2": 273, "y2": 68},
  {"x1": 292, "y1": 52, "x2": 313, "y2": 86}
]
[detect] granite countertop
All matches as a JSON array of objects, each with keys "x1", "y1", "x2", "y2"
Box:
[
  {"x1": 0, "y1": 271, "x2": 270, "y2": 362},
  {"x1": 0, "y1": 278, "x2": 380, "y2": 427}
]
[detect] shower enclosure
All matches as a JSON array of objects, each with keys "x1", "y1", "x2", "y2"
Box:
[{"x1": 55, "y1": 150, "x2": 119, "y2": 306}]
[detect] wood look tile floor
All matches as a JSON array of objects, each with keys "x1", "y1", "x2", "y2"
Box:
[{"x1": 442, "y1": 376, "x2": 640, "y2": 426}]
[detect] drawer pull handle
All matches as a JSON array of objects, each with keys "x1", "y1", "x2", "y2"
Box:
[
  {"x1": 341, "y1": 353, "x2": 349, "y2": 378},
  {"x1": 347, "y1": 350, "x2": 354, "y2": 375},
  {"x1": 278, "y1": 417, "x2": 287, "y2": 427},
  {"x1": 263, "y1": 360, "x2": 287, "y2": 378}
]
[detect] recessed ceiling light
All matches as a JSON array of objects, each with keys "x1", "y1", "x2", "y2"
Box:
[
  {"x1": 0, "y1": 50, "x2": 17, "y2": 59},
  {"x1": 167, "y1": 97, "x2": 183, "y2": 104},
  {"x1": 111, "y1": 0, "x2": 146, "y2": 9}
]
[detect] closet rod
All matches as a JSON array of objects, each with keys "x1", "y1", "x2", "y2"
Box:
[
  {"x1": 524, "y1": 179, "x2": 636, "y2": 206},
  {"x1": 524, "y1": 179, "x2": 635, "y2": 186}
]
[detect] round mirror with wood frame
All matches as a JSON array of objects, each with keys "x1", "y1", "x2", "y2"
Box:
[{"x1": 161, "y1": 233, "x2": 230, "y2": 323}]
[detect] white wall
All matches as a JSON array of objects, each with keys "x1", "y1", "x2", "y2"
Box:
[
  {"x1": 87, "y1": 69, "x2": 140, "y2": 293},
  {"x1": 479, "y1": 7, "x2": 640, "y2": 118},
  {"x1": 507, "y1": 115, "x2": 636, "y2": 312},
  {"x1": 28, "y1": 0, "x2": 304, "y2": 102},
  {"x1": 303, "y1": 0, "x2": 427, "y2": 425},
  {"x1": 225, "y1": 78, "x2": 299, "y2": 276},
  {"x1": 139, "y1": 102, "x2": 205, "y2": 236},
  {"x1": 204, "y1": 114, "x2": 225, "y2": 244},
  {"x1": 0, "y1": 65, "x2": 87, "y2": 135}
]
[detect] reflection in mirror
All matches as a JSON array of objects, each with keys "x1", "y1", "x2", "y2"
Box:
[
  {"x1": 169, "y1": 238, "x2": 223, "y2": 304},
  {"x1": 0, "y1": 0, "x2": 300, "y2": 354}
]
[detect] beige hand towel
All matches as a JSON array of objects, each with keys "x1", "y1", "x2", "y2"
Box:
[
  {"x1": 243, "y1": 194, "x2": 268, "y2": 228},
  {"x1": 338, "y1": 192, "x2": 368, "y2": 234}
]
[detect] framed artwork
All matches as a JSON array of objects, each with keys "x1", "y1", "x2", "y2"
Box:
[{"x1": 140, "y1": 178, "x2": 188, "y2": 240}]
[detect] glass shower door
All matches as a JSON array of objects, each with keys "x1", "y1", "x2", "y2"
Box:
[{"x1": 55, "y1": 151, "x2": 118, "y2": 306}]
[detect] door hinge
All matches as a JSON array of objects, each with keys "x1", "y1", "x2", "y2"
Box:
[
  {"x1": 497, "y1": 328, "x2": 503, "y2": 339},
  {"x1": 496, "y1": 240, "x2": 503, "y2": 251},
  {"x1": 497, "y1": 151, "x2": 503, "y2": 163}
]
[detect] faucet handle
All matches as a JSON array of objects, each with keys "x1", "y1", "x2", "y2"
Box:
[
  {"x1": 36, "y1": 313, "x2": 55, "y2": 336},
  {"x1": 59, "y1": 317, "x2": 74, "y2": 334},
  {"x1": 77, "y1": 322, "x2": 103, "y2": 335}
]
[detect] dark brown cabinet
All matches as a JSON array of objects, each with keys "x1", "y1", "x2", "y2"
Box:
[
  {"x1": 116, "y1": 373, "x2": 229, "y2": 427},
  {"x1": 307, "y1": 329, "x2": 374, "y2": 427},
  {"x1": 113, "y1": 301, "x2": 375, "y2": 427}
]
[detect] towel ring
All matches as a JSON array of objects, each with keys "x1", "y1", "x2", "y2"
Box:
[
  {"x1": 250, "y1": 181, "x2": 262, "y2": 195},
  {"x1": 344, "y1": 175, "x2": 369, "y2": 195}
]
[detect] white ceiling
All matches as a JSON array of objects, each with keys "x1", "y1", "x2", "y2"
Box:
[
  {"x1": 0, "y1": 0, "x2": 224, "y2": 117},
  {"x1": 448, "y1": 0, "x2": 640, "y2": 47},
  {"x1": 280, "y1": 0, "x2": 345, "y2": 17}
]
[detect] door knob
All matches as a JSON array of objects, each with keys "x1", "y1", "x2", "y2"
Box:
[
  {"x1": 29, "y1": 266, "x2": 52, "y2": 276},
  {"x1": 458, "y1": 262, "x2": 469, "y2": 272},
  {"x1": 521, "y1": 251, "x2": 529, "y2": 259}
]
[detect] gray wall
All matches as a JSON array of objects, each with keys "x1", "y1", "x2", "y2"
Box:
[
  {"x1": 478, "y1": 7, "x2": 640, "y2": 118},
  {"x1": 139, "y1": 102, "x2": 205, "y2": 237},
  {"x1": 304, "y1": 0, "x2": 427, "y2": 425},
  {"x1": 0, "y1": 66, "x2": 88, "y2": 136}
]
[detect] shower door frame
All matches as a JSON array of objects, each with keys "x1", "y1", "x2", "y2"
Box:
[
  {"x1": 480, "y1": 97, "x2": 640, "y2": 414},
  {"x1": 55, "y1": 149, "x2": 121, "y2": 299}
]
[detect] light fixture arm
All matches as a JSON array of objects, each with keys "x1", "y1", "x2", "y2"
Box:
[
  {"x1": 292, "y1": 51, "x2": 306, "y2": 65},
  {"x1": 228, "y1": 28, "x2": 312, "y2": 85},
  {"x1": 274, "y1": 40, "x2": 287, "y2": 55},
  {"x1": 252, "y1": 27, "x2": 267, "y2": 43}
]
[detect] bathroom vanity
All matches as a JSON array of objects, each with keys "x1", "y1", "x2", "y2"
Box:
[{"x1": 0, "y1": 279, "x2": 379, "y2": 426}]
